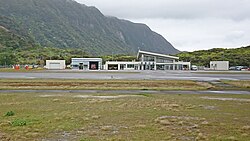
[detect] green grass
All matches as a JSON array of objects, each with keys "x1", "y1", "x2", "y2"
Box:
[
  {"x1": 0, "y1": 92, "x2": 249, "y2": 140},
  {"x1": 222, "y1": 80, "x2": 250, "y2": 89},
  {"x1": 0, "y1": 68, "x2": 45, "y2": 72},
  {"x1": 0, "y1": 79, "x2": 214, "y2": 90},
  {"x1": 194, "y1": 71, "x2": 250, "y2": 74},
  {"x1": 0, "y1": 68, "x2": 142, "y2": 73}
]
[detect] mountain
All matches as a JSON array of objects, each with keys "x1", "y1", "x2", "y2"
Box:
[
  {"x1": 0, "y1": 24, "x2": 90, "y2": 65},
  {"x1": 0, "y1": 0, "x2": 179, "y2": 56}
]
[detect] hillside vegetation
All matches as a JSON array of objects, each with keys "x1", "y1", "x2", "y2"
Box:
[
  {"x1": 0, "y1": 26, "x2": 90, "y2": 65},
  {"x1": 0, "y1": 26, "x2": 137, "y2": 65},
  {"x1": 177, "y1": 46, "x2": 250, "y2": 67}
]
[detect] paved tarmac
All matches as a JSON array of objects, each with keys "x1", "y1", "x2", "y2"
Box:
[
  {"x1": 0, "y1": 70, "x2": 249, "y2": 81},
  {"x1": 0, "y1": 90, "x2": 249, "y2": 95}
]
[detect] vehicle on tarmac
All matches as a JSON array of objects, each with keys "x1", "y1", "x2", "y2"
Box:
[
  {"x1": 230, "y1": 66, "x2": 249, "y2": 71},
  {"x1": 191, "y1": 65, "x2": 198, "y2": 71}
]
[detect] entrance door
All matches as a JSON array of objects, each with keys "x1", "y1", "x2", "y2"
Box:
[
  {"x1": 120, "y1": 64, "x2": 126, "y2": 70},
  {"x1": 79, "y1": 63, "x2": 84, "y2": 70},
  {"x1": 89, "y1": 61, "x2": 99, "y2": 70}
]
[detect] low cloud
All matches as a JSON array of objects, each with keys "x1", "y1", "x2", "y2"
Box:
[
  {"x1": 76, "y1": 0, "x2": 250, "y2": 51},
  {"x1": 77, "y1": 0, "x2": 250, "y2": 20},
  {"x1": 131, "y1": 18, "x2": 250, "y2": 51}
]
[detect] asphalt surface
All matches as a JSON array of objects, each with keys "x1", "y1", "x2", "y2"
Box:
[
  {"x1": 0, "y1": 90, "x2": 249, "y2": 95},
  {"x1": 0, "y1": 70, "x2": 249, "y2": 81}
]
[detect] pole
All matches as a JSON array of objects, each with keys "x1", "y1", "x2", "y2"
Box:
[
  {"x1": 112, "y1": 52, "x2": 113, "y2": 61},
  {"x1": 4, "y1": 56, "x2": 6, "y2": 68}
]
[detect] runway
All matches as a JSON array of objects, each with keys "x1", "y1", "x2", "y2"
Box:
[
  {"x1": 0, "y1": 89, "x2": 249, "y2": 95},
  {"x1": 0, "y1": 70, "x2": 249, "y2": 81}
]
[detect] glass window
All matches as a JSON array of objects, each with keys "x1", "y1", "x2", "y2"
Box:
[{"x1": 127, "y1": 64, "x2": 135, "y2": 68}]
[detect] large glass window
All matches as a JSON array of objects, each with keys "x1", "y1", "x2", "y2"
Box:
[
  {"x1": 156, "y1": 57, "x2": 173, "y2": 63},
  {"x1": 144, "y1": 56, "x2": 155, "y2": 61},
  {"x1": 156, "y1": 65, "x2": 165, "y2": 70},
  {"x1": 127, "y1": 64, "x2": 135, "y2": 68}
]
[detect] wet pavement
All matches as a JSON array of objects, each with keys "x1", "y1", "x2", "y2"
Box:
[
  {"x1": 0, "y1": 70, "x2": 249, "y2": 81},
  {"x1": 0, "y1": 90, "x2": 249, "y2": 95}
]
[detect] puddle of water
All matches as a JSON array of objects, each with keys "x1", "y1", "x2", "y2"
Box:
[
  {"x1": 157, "y1": 116, "x2": 201, "y2": 121},
  {"x1": 201, "y1": 96, "x2": 250, "y2": 102},
  {"x1": 39, "y1": 94, "x2": 63, "y2": 97},
  {"x1": 74, "y1": 95, "x2": 142, "y2": 99}
]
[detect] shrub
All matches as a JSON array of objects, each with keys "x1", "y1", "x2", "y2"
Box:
[
  {"x1": 5, "y1": 111, "x2": 15, "y2": 117},
  {"x1": 11, "y1": 119, "x2": 27, "y2": 126}
]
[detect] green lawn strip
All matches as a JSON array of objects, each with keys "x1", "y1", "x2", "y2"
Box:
[
  {"x1": 0, "y1": 68, "x2": 141, "y2": 74},
  {"x1": 0, "y1": 68, "x2": 45, "y2": 72},
  {"x1": 0, "y1": 92, "x2": 249, "y2": 140},
  {"x1": 222, "y1": 80, "x2": 250, "y2": 89},
  {"x1": 193, "y1": 71, "x2": 250, "y2": 74}
]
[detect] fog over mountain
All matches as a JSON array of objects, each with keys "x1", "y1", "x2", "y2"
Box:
[{"x1": 77, "y1": 0, "x2": 250, "y2": 51}]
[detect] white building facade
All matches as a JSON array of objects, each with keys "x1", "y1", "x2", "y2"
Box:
[
  {"x1": 45, "y1": 60, "x2": 66, "y2": 70},
  {"x1": 210, "y1": 61, "x2": 229, "y2": 70},
  {"x1": 71, "y1": 58, "x2": 102, "y2": 70},
  {"x1": 104, "y1": 61, "x2": 141, "y2": 70},
  {"x1": 105, "y1": 50, "x2": 191, "y2": 71}
]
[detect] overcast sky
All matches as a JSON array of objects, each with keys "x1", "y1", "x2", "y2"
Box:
[{"x1": 76, "y1": 0, "x2": 250, "y2": 51}]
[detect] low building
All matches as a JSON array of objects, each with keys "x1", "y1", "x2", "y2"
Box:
[
  {"x1": 45, "y1": 60, "x2": 66, "y2": 70},
  {"x1": 104, "y1": 61, "x2": 141, "y2": 70},
  {"x1": 71, "y1": 58, "x2": 102, "y2": 70},
  {"x1": 210, "y1": 61, "x2": 229, "y2": 70},
  {"x1": 104, "y1": 50, "x2": 191, "y2": 71},
  {"x1": 137, "y1": 50, "x2": 190, "y2": 70}
]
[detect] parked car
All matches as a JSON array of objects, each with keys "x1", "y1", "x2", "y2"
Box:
[
  {"x1": 235, "y1": 66, "x2": 248, "y2": 71},
  {"x1": 241, "y1": 66, "x2": 249, "y2": 71},
  {"x1": 191, "y1": 65, "x2": 198, "y2": 71},
  {"x1": 229, "y1": 66, "x2": 236, "y2": 70}
]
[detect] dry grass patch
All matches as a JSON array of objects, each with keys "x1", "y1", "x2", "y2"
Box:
[
  {"x1": 0, "y1": 92, "x2": 250, "y2": 140},
  {"x1": 0, "y1": 79, "x2": 211, "y2": 90}
]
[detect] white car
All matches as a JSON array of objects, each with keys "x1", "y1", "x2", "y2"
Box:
[{"x1": 191, "y1": 65, "x2": 198, "y2": 71}]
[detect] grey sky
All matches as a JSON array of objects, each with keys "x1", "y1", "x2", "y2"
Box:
[{"x1": 76, "y1": 0, "x2": 250, "y2": 51}]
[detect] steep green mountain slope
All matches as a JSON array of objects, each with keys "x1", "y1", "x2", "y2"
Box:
[
  {"x1": 177, "y1": 46, "x2": 250, "y2": 67},
  {"x1": 0, "y1": 25, "x2": 89, "y2": 65},
  {"x1": 0, "y1": 0, "x2": 179, "y2": 55}
]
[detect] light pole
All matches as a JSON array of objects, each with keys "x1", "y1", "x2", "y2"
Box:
[
  {"x1": 4, "y1": 56, "x2": 7, "y2": 68},
  {"x1": 112, "y1": 52, "x2": 114, "y2": 61}
]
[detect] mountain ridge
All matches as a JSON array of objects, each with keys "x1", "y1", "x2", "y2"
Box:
[{"x1": 0, "y1": 0, "x2": 179, "y2": 55}]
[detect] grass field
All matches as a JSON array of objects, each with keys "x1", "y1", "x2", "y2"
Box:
[
  {"x1": 0, "y1": 92, "x2": 249, "y2": 140},
  {"x1": 0, "y1": 79, "x2": 214, "y2": 90},
  {"x1": 0, "y1": 68, "x2": 141, "y2": 74},
  {"x1": 0, "y1": 68, "x2": 46, "y2": 73},
  {"x1": 194, "y1": 71, "x2": 250, "y2": 74},
  {"x1": 222, "y1": 80, "x2": 250, "y2": 89}
]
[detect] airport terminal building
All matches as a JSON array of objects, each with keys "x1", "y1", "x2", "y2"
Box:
[
  {"x1": 105, "y1": 50, "x2": 191, "y2": 70},
  {"x1": 50, "y1": 50, "x2": 191, "y2": 71}
]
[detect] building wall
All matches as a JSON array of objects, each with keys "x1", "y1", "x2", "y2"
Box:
[
  {"x1": 105, "y1": 61, "x2": 141, "y2": 70},
  {"x1": 45, "y1": 60, "x2": 65, "y2": 70},
  {"x1": 105, "y1": 61, "x2": 191, "y2": 71},
  {"x1": 71, "y1": 58, "x2": 102, "y2": 70},
  {"x1": 210, "y1": 61, "x2": 229, "y2": 70}
]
